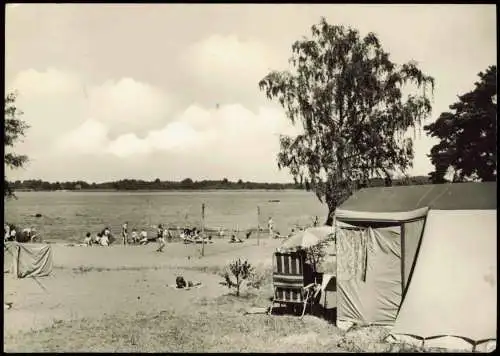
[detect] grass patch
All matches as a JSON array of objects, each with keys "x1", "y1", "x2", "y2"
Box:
[{"x1": 4, "y1": 286, "x2": 343, "y2": 353}]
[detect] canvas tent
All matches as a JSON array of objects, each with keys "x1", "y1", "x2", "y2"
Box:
[
  {"x1": 4, "y1": 242, "x2": 53, "y2": 278},
  {"x1": 334, "y1": 182, "x2": 496, "y2": 352}
]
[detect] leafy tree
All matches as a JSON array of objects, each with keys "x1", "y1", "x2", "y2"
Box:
[
  {"x1": 259, "y1": 18, "x2": 434, "y2": 224},
  {"x1": 425, "y1": 65, "x2": 497, "y2": 183},
  {"x1": 4, "y1": 92, "x2": 29, "y2": 199}
]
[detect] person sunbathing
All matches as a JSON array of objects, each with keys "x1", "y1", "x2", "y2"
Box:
[
  {"x1": 229, "y1": 234, "x2": 243, "y2": 243},
  {"x1": 175, "y1": 276, "x2": 202, "y2": 289}
]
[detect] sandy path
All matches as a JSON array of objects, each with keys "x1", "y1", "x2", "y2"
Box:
[{"x1": 4, "y1": 240, "x2": 283, "y2": 337}]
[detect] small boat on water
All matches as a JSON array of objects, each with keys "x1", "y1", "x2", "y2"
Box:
[{"x1": 268, "y1": 199, "x2": 280, "y2": 203}]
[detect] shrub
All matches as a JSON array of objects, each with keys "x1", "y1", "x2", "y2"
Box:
[
  {"x1": 220, "y1": 258, "x2": 254, "y2": 297},
  {"x1": 305, "y1": 236, "x2": 334, "y2": 272},
  {"x1": 247, "y1": 267, "x2": 271, "y2": 290}
]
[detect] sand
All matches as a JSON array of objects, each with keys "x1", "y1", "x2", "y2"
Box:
[{"x1": 4, "y1": 239, "x2": 283, "y2": 337}]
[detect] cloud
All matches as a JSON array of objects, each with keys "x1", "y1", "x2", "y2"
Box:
[
  {"x1": 54, "y1": 119, "x2": 108, "y2": 155},
  {"x1": 107, "y1": 133, "x2": 151, "y2": 158},
  {"x1": 8, "y1": 67, "x2": 81, "y2": 97},
  {"x1": 6, "y1": 67, "x2": 297, "y2": 182},
  {"x1": 53, "y1": 99, "x2": 298, "y2": 163},
  {"x1": 87, "y1": 77, "x2": 171, "y2": 136}
]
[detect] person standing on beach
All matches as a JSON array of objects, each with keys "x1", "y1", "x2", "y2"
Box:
[
  {"x1": 121, "y1": 222, "x2": 128, "y2": 245},
  {"x1": 268, "y1": 217, "x2": 274, "y2": 239},
  {"x1": 156, "y1": 224, "x2": 165, "y2": 252}
]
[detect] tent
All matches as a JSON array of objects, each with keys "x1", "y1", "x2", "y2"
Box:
[
  {"x1": 334, "y1": 182, "x2": 496, "y2": 352},
  {"x1": 4, "y1": 242, "x2": 53, "y2": 278}
]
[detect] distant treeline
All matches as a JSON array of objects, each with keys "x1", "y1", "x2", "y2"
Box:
[{"x1": 7, "y1": 176, "x2": 431, "y2": 192}]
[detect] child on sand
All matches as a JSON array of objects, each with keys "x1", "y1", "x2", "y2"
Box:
[
  {"x1": 139, "y1": 229, "x2": 148, "y2": 245},
  {"x1": 100, "y1": 233, "x2": 109, "y2": 246},
  {"x1": 93, "y1": 233, "x2": 101, "y2": 245},
  {"x1": 84, "y1": 232, "x2": 92, "y2": 246},
  {"x1": 131, "y1": 229, "x2": 139, "y2": 244}
]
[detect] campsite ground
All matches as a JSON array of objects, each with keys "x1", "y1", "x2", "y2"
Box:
[{"x1": 4, "y1": 240, "x2": 420, "y2": 352}]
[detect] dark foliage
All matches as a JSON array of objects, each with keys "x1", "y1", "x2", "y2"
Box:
[
  {"x1": 4, "y1": 92, "x2": 30, "y2": 199},
  {"x1": 425, "y1": 65, "x2": 497, "y2": 183}
]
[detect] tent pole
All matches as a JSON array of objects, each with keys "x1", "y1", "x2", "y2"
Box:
[
  {"x1": 257, "y1": 205, "x2": 260, "y2": 246},
  {"x1": 14, "y1": 244, "x2": 20, "y2": 279},
  {"x1": 201, "y1": 203, "x2": 205, "y2": 257},
  {"x1": 400, "y1": 224, "x2": 406, "y2": 294}
]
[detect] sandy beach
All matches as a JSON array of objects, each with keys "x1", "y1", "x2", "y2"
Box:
[{"x1": 4, "y1": 240, "x2": 284, "y2": 338}]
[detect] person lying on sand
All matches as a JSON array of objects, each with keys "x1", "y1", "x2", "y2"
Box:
[
  {"x1": 229, "y1": 234, "x2": 243, "y2": 243},
  {"x1": 173, "y1": 276, "x2": 202, "y2": 289}
]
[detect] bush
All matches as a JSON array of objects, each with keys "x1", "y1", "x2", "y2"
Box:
[
  {"x1": 305, "y1": 236, "x2": 334, "y2": 272},
  {"x1": 247, "y1": 267, "x2": 271, "y2": 290},
  {"x1": 220, "y1": 258, "x2": 254, "y2": 297}
]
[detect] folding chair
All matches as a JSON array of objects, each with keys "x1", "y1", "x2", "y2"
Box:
[{"x1": 269, "y1": 250, "x2": 317, "y2": 318}]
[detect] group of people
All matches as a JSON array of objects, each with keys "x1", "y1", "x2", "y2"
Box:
[
  {"x1": 82, "y1": 222, "x2": 173, "y2": 252},
  {"x1": 4, "y1": 224, "x2": 39, "y2": 243}
]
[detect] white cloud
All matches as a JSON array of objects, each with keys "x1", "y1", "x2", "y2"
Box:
[
  {"x1": 6, "y1": 64, "x2": 440, "y2": 184},
  {"x1": 19, "y1": 66, "x2": 298, "y2": 174},
  {"x1": 8, "y1": 67, "x2": 81, "y2": 96},
  {"x1": 54, "y1": 119, "x2": 108, "y2": 155},
  {"x1": 147, "y1": 121, "x2": 206, "y2": 153},
  {"x1": 107, "y1": 133, "x2": 151, "y2": 158},
  {"x1": 87, "y1": 77, "x2": 171, "y2": 135}
]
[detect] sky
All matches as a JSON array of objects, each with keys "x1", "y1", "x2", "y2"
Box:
[{"x1": 5, "y1": 4, "x2": 496, "y2": 183}]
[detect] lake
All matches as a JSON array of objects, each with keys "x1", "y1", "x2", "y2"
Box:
[{"x1": 4, "y1": 190, "x2": 328, "y2": 242}]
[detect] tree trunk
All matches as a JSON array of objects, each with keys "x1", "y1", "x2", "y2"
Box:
[{"x1": 325, "y1": 205, "x2": 336, "y2": 226}]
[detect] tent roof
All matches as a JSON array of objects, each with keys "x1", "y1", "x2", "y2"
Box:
[{"x1": 339, "y1": 182, "x2": 497, "y2": 214}]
